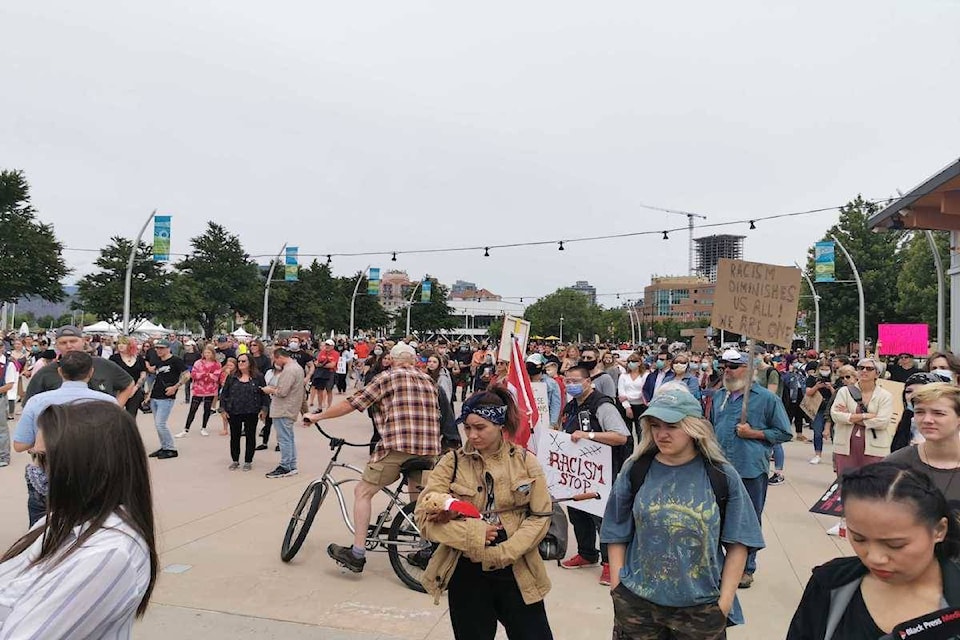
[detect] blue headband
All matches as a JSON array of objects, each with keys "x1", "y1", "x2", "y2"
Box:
[{"x1": 457, "y1": 403, "x2": 507, "y2": 426}]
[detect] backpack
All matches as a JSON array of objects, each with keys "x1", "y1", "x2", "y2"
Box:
[
  {"x1": 628, "y1": 451, "x2": 729, "y2": 532},
  {"x1": 780, "y1": 370, "x2": 802, "y2": 405}
]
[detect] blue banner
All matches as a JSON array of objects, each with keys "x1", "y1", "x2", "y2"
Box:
[
  {"x1": 814, "y1": 241, "x2": 835, "y2": 282},
  {"x1": 421, "y1": 279, "x2": 432, "y2": 303},
  {"x1": 368, "y1": 268, "x2": 380, "y2": 295},
  {"x1": 285, "y1": 246, "x2": 299, "y2": 281},
  {"x1": 153, "y1": 215, "x2": 171, "y2": 262}
]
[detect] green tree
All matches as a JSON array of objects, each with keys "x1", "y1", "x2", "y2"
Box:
[
  {"x1": 74, "y1": 236, "x2": 173, "y2": 325},
  {"x1": 523, "y1": 289, "x2": 600, "y2": 341},
  {"x1": 799, "y1": 196, "x2": 905, "y2": 349},
  {"x1": 174, "y1": 222, "x2": 260, "y2": 338},
  {"x1": 600, "y1": 308, "x2": 632, "y2": 342},
  {"x1": 896, "y1": 231, "x2": 950, "y2": 332},
  {"x1": 406, "y1": 278, "x2": 457, "y2": 335},
  {"x1": 0, "y1": 170, "x2": 70, "y2": 304}
]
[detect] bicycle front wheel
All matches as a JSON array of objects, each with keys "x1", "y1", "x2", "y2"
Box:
[
  {"x1": 387, "y1": 502, "x2": 428, "y2": 593},
  {"x1": 281, "y1": 480, "x2": 327, "y2": 562}
]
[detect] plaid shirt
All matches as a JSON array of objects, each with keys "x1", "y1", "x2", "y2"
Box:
[{"x1": 347, "y1": 366, "x2": 441, "y2": 461}]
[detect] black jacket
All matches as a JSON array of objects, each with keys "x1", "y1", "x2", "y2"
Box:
[{"x1": 787, "y1": 556, "x2": 960, "y2": 639}]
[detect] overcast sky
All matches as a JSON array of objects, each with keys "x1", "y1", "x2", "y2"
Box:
[{"x1": 4, "y1": 1, "x2": 959, "y2": 308}]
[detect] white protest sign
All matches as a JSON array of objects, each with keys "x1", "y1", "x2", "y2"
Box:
[
  {"x1": 536, "y1": 429, "x2": 612, "y2": 518},
  {"x1": 498, "y1": 315, "x2": 531, "y2": 362},
  {"x1": 531, "y1": 381, "x2": 550, "y2": 431}
]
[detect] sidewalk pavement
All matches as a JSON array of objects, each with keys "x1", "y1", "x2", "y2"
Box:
[{"x1": 0, "y1": 396, "x2": 849, "y2": 639}]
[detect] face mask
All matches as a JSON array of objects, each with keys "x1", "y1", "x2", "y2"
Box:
[
  {"x1": 579, "y1": 359, "x2": 597, "y2": 370},
  {"x1": 374, "y1": 349, "x2": 383, "y2": 356},
  {"x1": 700, "y1": 362, "x2": 709, "y2": 371},
  {"x1": 289, "y1": 341, "x2": 300, "y2": 350},
  {"x1": 932, "y1": 369, "x2": 955, "y2": 382},
  {"x1": 566, "y1": 383, "x2": 584, "y2": 397},
  {"x1": 819, "y1": 369, "x2": 831, "y2": 377},
  {"x1": 526, "y1": 363, "x2": 542, "y2": 377},
  {"x1": 627, "y1": 362, "x2": 640, "y2": 371},
  {"x1": 906, "y1": 400, "x2": 914, "y2": 412},
  {"x1": 603, "y1": 359, "x2": 613, "y2": 366},
  {"x1": 673, "y1": 363, "x2": 688, "y2": 375},
  {"x1": 655, "y1": 360, "x2": 666, "y2": 370}
]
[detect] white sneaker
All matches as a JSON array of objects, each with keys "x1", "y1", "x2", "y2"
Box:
[
  {"x1": 200, "y1": 428, "x2": 209, "y2": 437},
  {"x1": 826, "y1": 522, "x2": 842, "y2": 537},
  {"x1": 809, "y1": 455, "x2": 821, "y2": 465},
  {"x1": 174, "y1": 430, "x2": 189, "y2": 439}
]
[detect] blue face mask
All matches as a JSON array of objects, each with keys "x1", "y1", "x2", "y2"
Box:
[
  {"x1": 906, "y1": 400, "x2": 914, "y2": 412},
  {"x1": 655, "y1": 360, "x2": 666, "y2": 370},
  {"x1": 566, "y1": 383, "x2": 584, "y2": 397}
]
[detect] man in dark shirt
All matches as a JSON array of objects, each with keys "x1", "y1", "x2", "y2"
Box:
[
  {"x1": 214, "y1": 336, "x2": 237, "y2": 364},
  {"x1": 24, "y1": 325, "x2": 135, "y2": 406},
  {"x1": 887, "y1": 353, "x2": 921, "y2": 383},
  {"x1": 149, "y1": 339, "x2": 187, "y2": 459}
]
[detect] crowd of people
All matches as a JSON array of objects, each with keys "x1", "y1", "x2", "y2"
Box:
[{"x1": 3, "y1": 325, "x2": 960, "y2": 638}]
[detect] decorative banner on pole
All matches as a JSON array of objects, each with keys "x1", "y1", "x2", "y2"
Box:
[
  {"x1": 284, "y1": 246, "x2": 299, "y2": 281},
  {"x1": 420, "y1": 279, "x2": 432, "y2": 303},
  {"x1": 536, "y1": 429, "x2": 611, "y2": 518},
  {"x1": 153, "y1": 215, "x2": 171, "y2": 262},
  {"x1": 877, "y1": 323, "x2": 929, "y2": 356},
  {"x1": 814, "y1": 241, "x2": 835, "y2": 282},
  {"x1": 710, "y1": 258, "x2": 802, "y2": 347},
  {"x1": 367, "y1": 268, "x2": 380, "y2": 295}
]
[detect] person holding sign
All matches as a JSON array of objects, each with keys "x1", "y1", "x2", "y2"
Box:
[
  {"x1": 601, "y1": 382, "x2": 763, "y2": 639},
  {"x1": 709, "y1": 349, "x2": 792, "y2": 589},
  {"x1": 558, "y1": 366, "x2": 631, "y2": 586},
  {"x1": 415, "y1": 387, "x2": 554, "y2": 640},
  {"x1": 787, "y1": 462, "x2": 960, "y2": 640}
]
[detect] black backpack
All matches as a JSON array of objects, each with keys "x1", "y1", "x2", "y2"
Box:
[{"x1": 628, "y1": 451, "x2": 730, "y2": 532}]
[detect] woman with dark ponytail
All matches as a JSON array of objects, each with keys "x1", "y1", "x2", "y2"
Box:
[{"x1": 788, "y1": 461, "x2": 960, "y2": 640}]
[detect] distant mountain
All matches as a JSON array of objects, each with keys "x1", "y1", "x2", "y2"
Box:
[{"x1": 14, "y1": 285, "x2": 79, "y2": 319}]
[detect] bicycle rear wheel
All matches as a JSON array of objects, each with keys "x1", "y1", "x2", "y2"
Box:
[
  {"x1": 281, "y1": 480, "x2": 327, "y2": 562},
  {"x1": 387, "y1": 502, "x2": 428, "y2": 593}
]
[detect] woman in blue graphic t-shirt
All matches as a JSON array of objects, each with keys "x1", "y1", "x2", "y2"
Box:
[{"x1": 600, "y1": 382, "x2": 764, "y2": 639}]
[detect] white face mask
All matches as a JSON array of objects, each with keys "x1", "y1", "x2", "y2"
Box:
[
  {"x1": 673, "y1": 363, "x2": 688, "y2": 375},
  {"x1": 818, "y1": 369, "x2": 832, "y2": 377},
  {"x1": 932, "y1": 368, "x2": 955, "y2": 382}
]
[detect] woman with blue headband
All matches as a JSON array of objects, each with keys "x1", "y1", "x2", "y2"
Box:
[{"x1": 415, "y1": 386, "x2": 554, "y2": 639}]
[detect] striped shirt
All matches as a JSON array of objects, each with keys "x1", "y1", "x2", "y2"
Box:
[
  {"x1": 347, "y1": 366, "x2": 441, "y2": 462},
  {"x1": 0, "y1": 514, "x2": 151, "y2": 639}
]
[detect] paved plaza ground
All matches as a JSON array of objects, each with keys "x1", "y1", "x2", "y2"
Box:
[{"x1": 0, "y1": 394, "x2": 851, "y2": 639}]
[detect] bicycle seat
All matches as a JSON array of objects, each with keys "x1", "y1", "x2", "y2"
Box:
[{"x1": 399, "y1": 457, "x2": 434, "y2": 475}]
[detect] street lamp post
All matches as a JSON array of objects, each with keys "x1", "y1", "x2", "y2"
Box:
[
  {"x1": 559, "y1": 315, "x2": 564, "y2": 343},
  {"x1": 122, "y1": 209, "x2": 157, "y2": 335},
  {"x1": 925, "y1": 231, "x2": 946, "y2": 350},
  {"x1": 405, "y1": 280, "x2": 423, "y2": 337},
  {"x1": 627, "y1": 305, "x2": 636, "y2": 345},
  {"x1": 796, "y1": 262, "x2": 821, "y2": 353},
  {"x1": 349, "y1": 265, "x2": 371, "y2": 341},
  {"x1": 830, "y1": 234, "x2": 865, "y2": 359},
  {"x1": 261, "y1": 243, "x2": 287, "y2": 341}
]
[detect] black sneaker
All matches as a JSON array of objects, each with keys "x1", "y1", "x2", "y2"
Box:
[
  {"x1": 275, "y1": 445, "x2": 280, "y2": 452},
  {"x1": 148, "y1": 449, "x2": 162, "y2": 458},
  {"x1": 265, "y1": 465, "x2": 298, "y2": 479},
  {"x1": 406, "y1": 547, "x2": 434, "y2": 570},
  {"x1": 255, "y1": 443, "x2": 268, "y2": 451},
  {"x1": 157, "y1": 449, "x2": 179, "y2": 459},
  {"x1": 768, "y1": 473, "x2": 785, "y2": 486},
  {"x1": 327, "y1": 543, "x2": 365, "y2": 573}
]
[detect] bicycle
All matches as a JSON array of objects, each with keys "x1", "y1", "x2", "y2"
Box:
[{"x1": 280, "y1": 423, "x2": 433, "y2": 593}]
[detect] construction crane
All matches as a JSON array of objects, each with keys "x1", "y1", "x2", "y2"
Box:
[{"x1": 664, "y1": 210, "x2": 707, "y2": 276}]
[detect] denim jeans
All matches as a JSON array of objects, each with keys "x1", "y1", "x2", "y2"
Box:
[
  {"x1": 25, "y1": 472, "x2": 45, "y2": 527},
  {"x1": 0, "y1": 412, "x2": 9, "y2": 464},
  {"x1": 772, "y1": 444, "x2": 785, "y2": 471},
  {"x1": 741, "y1": 474, "x2": 768, "y2": 575},
  {"x1": 151, "y1": 398, "x2": 176, "y2": 450},
  {"x1": 811, "y1": 411, "x2": 827, "y2": 453},
  {"x1": 274, "y1": 416, "x2": 297, "y2": 470}
]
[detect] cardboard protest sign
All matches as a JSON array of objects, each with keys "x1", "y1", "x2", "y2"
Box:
[
  {"x1": 711, "y1": 258, "x2": 802, "y2": 347},
  {"x1": 882, "y1": 607, "x2": 960, "y2": 639},
  {"x1": 530, "y1": 381, "x2": 550, "y2": 431},
  {"x1": 536, "y1": 429, "x2": 612, "y2": 518},
  {"x1": 498, "y1": 315, "x2": 531, "y2": 362},
  {"x1": 809, "y1": 477, "x2": 843, "y2": 517},
  {"x1": 878, "y1": 324, "x2": 929, "y2": 356}
]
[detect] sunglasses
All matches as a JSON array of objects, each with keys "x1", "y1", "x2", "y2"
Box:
[
  {"x1": 724, "y1": 363, "x2": 744, "y2": 370},
  {"x1": 842, "y1": 374, "x2": 855, "y2": 379},
  {"x1": 856, "y1": 366, "x2": 876, "y2": 372}
]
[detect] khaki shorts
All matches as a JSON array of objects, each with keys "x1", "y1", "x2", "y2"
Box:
[{"x1": 362, "y1": 450, "x2": 436, "y2": 489}]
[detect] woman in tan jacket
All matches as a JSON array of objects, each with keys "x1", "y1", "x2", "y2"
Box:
[
  {"x1": 415, "y1": 386, "x2": 554, "y2": 640},
  {"x1": 830, "y1": 357, "x2": 895, "y2": 474}
]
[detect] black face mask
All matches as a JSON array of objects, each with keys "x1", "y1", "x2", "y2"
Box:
[
  {"x1": 579, "y1": 358, "x2": 597, "y2": 370},
  {"x1": 525, "y1": 363, "x2": 543, "y2": 377}
]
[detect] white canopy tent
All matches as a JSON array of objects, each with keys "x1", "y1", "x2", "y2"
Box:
[
  {"x1": 231, "y1": 327, "x2": 253, "y2": 338},
  {"x1": 83, "y1": 321, "x2": 121, "y2": 335}
]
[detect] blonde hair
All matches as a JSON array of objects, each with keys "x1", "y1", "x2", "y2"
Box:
[
  {"x1": 912, "y1": 382, "x2": 960, "y2": 416},
  {"x1": 630, "y1": 382, "x2": 728, "y2": 465}
]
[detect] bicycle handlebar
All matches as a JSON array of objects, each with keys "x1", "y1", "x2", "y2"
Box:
[{"x1": 308, "y1": 420, "x2": 369, "y2": 449}]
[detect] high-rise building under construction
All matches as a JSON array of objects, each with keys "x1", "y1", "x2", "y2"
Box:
[{"x1": 694, "y1": 234, "x2": 745, "y2": 282}]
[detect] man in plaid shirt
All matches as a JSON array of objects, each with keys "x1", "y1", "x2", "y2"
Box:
[{"x1": 305, "y1": 342, "x2": 441, "y2": 574}]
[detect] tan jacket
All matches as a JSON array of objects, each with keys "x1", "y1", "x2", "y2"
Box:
[
  {"x1": 830, "y1": 383, "x2": 895, "y2": 457},
  {"x1": 415, "y1": 438, "x2": 552, "y2": 605},
  {"x1": 269, "y1": 360, "x2": 305, "y2": 419}
]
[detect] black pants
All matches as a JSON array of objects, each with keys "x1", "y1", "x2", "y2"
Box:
[
  {"x1": 368, "y1": 409, "x2": 381, "y2": 455},
  {"x1": 183, "y1": 378, "x2": 192, "y2": 403},
  {"x1": 123, "y1": 389, "x2": 145, "y2": 420},
  {"x1": 568, "y1": 507, "x2": 607, "y2": 563},
  {"x1": 788, "y1": 400, "x2": 806, "y2": 433},
  {"x1": 185, "y1": 395, "x2": 214, "y2": 431},
  {"x1": 447, "y1": 558, "x2": 553, "y2": 640},
  {"x1": 335, "y1": 373, "x2": 348, "y2": 393},
  {"x1": 229, "y1": 413, "x2": 259, "y2": 463}
]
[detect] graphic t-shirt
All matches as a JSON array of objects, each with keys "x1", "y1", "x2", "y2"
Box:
[
  {"x1": 150, "y1": 356, "x2": 187, "y2": 400},
  {"x1": 600, "y1": 456, "x2": 765, "y2": 626}
]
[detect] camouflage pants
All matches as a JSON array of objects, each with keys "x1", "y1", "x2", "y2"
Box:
[{"x1": 611, "y1": 584, "x2": 727, "y2": 640}]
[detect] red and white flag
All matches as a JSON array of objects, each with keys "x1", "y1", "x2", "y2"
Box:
[{"x1": 505, "y1": 337, "x2": 540, "y2": 452}]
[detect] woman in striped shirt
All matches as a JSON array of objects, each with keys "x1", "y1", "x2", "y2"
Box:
[{"x1": 0, "y1": 401, "x2": 157, "y2": 639}]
